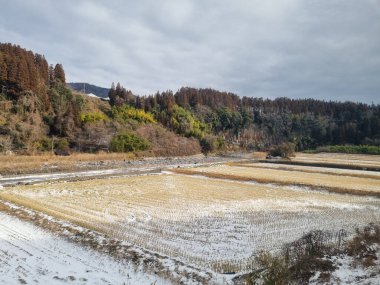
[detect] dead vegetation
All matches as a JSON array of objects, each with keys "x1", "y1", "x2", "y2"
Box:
[
  {"x1": 228, "y1": 161, "x2": 380, "y2": 180},
  {"x1": 242, "y1": 224, "x2": 380, "y2": 285},
  {"x1": 0, "y1": 200, "x2": 215, "y2": 285},
  {"x1": 136, "y1": 124, "x2": 201, "y2": 156},
  {"x1": 1, "y1": 173, "x2": 379, "y2": 274},
  {"x1": 0, "y1": 152, "x2": 136, "y2": 175},
  {"x1": 172, "y1": 164, "x2": 380, "y2": 197},
  {"x1": 346, "y1": 224, "x2": 380, "y2": 268},
  {"x1": 286, "y1": 152, "x2": 380, "y2": 171}
]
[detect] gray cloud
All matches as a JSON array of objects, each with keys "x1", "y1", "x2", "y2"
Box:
[{"x1": 0, "y1": 0, "x2": 379, "y2": 103}]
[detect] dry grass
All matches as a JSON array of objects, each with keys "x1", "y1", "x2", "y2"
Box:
[
  {"x1": 293, "y1": 153, "x2": 380, "y2": 168},
  {"x1": 1, "y1": 173, "x2": 379, "y2": 273},
  {"x1": 173, "y1": 164, "x2": 380, "y2": 197},
  {"x1": 252, "y1": 152, "x2": 267, "y2": 160},
  {"x1": 228, "y1": 162, "x2": 380, "y2": 180},
  {"x1": 0, "y1": 152, "x2": 136, "y2": 175}
]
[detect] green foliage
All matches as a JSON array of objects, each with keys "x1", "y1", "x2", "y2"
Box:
[
  {"x1": 80, "y1": 111, "x2": 108, "y2": 124},
  {"x1": 200, "y1": 135, "x2": 226, "y2": 155},
  {"x1": 168, "y1": 105, "x2": 208, "y2": 138},
  {"x1": 214, "y1": 107, "x2": 244, "y2": 133},
  {"x1": 111, "y1": 105, "x2": 156, "y2": 124},
  {"x1": 50, "y1": 83, "x2": 73, "y2": 109},
  {"x1": 34, "y1": 137, "x2": 52, "y2": 151},
  {"x1": 110, "y1": 131, "x2": 150, "y2": 153},
  {"x1": 34, "y1": 137, "x2": 69, "y2": 153},
  {"x1": 269, "y1": 142, "x2": 295, "y2": 158},
  {"x1": 312, "y1": 145, "x2": 380, "y2": 155}
]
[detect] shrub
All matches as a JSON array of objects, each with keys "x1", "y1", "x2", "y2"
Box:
[
  {"x1": 283, "y1": 230, "x2": 344, "y2": 281},
  {"x1": 199, "y1": 135, "x2": 226, "y2": 155},
  {"x1": 346, "y1": 223, "x2": 380, "y2": 263},
  {"x1": 110, "y1": 131, "x2": 150, "y2": 153},
  {"x1": 111, "y1": 106, "x2": 156, "y2": 124},
  {"x1": 269, "y1": 142, "x2": 295, "y2": 158},
  {"x1": 55, "y1": 138, "x2": 70, "y2": 154},
  {"x1": 0, "y1": 135, "x2": 12, "y2": 153},
  {"x1": 247, "y1": 251, "x2": 290, "y2": 285},
  {"x1": 34, "y1": 137, "x2": 70, "y2": 153},
  {"x1": 34, "y1": 137, "x2": 52, "y2": 152},
  {"x1": 245, "y1": 229, "x2": 351, "y2": 284},
  {"x1": 80, "y1": 111, "x2": 108, "y2": 124}
]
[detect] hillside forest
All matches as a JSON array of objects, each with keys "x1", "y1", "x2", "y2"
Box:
[{"x1": 0, "y1": 43, "x2": 379, "y2": 156}]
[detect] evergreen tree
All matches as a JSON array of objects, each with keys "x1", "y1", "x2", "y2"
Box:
[{"x1": 54, "y1": 63, "x2": 65, "y2": 83}]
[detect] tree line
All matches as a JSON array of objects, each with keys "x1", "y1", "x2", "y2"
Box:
[
  {"x1": 109, "y1": 85, "x2": 380, "y2": 152},
  {"x1": 0, "y1": 42, "x2": 379, "y2": 155}
]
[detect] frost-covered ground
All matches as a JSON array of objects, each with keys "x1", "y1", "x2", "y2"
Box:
[
  {"x1": 309, "y1": 248, "x2": 380, "y2": 285},
  {"x1": 0, "y1": 212, "x2": 168, "y2": 285},
  {"x1": 2, "y1": 174, "x2": 379, "y2": 274}
]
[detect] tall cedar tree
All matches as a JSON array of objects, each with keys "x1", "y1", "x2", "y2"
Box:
[{"x1": 54, "y1": 63, "x2": 66, "y2": 84}]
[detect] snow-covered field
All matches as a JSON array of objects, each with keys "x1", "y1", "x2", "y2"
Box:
[
  {"x1": 1, "y1": 153, "x2": 379, "y2": 284},
  {"x1": 0, "y1": 212, "x2": 167, "y2": 285},
  {"x1": 1, "y1": 173, "x2": 379, "y2": 274}
]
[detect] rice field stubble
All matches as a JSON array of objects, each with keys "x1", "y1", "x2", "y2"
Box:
[{"x1": 1, "y1": 173, "x2": 379, "y2": 274}]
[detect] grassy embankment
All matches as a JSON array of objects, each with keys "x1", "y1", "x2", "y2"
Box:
[{"x1": 0, "y1": 152, "x2": 135, "y2": 175}]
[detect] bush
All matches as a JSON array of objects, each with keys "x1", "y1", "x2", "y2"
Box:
[
  {"x1": 110, "y1": 131, "x2": 150, "y2": 153},
  {"x1": 80, "y1": 111, "x2": 108, "y2": 124},
  {"x1": 246, "y1": 231, "x2": 343, "y2": 284},
  {"x1": 111, "y1": 106, "x2": 156, "y2": 124},
  {"x1": 269, "y1": 142, "x2": 295, "y2": 158},
  {"x1": 34, "y1": 137, "x2": 70, "y2": 154},
  {"x1": 346, "y1": 223, "x2": 380, "y2": 263},
  {"x1": 199, "y1": 135, "x2": 226, "y2": 155},
  {"x1": 247, "y1": 251, "x2": 290, "y2": 285}
]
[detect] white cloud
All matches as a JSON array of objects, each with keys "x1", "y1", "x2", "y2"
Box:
[{"x1": 0, "y1": 0, "x2": 379, "y2": 103}]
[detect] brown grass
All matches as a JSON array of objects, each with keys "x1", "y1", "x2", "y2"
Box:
[
  {"x1": 0, "y1": 152, "x2": 136, "y2": 175},
  {"x1": 228, "y1": 162, "x2": 380, "y2": 180},
  {"x1": 172, "y1": 165, "x2": 380, "y2": 197},
  {"x1": 292, "y1": 153, "x2": 380, "y2": 169}
]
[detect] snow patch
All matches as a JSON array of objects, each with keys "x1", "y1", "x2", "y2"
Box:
[{"x1": 0, "y1": 212, "x2": 168, "y2": 285}]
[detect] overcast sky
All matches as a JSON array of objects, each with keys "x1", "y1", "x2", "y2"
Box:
[{"x1": 0, "y1": 0, "x2": 379, "y2": 103}]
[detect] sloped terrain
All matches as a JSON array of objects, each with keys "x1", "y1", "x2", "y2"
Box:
[{"x1": 0, "y1": 212, "x2": 167, "y2": 285}]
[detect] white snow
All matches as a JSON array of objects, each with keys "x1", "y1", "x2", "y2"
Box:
[
  {"x1": 86, "y1": 93, "x2": 100, "y2": 98},
  {"x1": 0, "y1": 212, "x2": 168, "y2": 285},
  {"x1": 309, "y1": 250, "x2": 380, "y2": 285}
]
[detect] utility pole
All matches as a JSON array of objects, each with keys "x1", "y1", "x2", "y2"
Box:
[{"x1": 83, "y1": 83, "x2": 86, "y2": 94}]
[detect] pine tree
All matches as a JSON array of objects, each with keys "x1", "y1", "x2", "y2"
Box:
[{"x1": 108, "y1": 82, "x2": 117, "y2": 106}]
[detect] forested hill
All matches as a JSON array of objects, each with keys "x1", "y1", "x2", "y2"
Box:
[
  {"x1": 109, "y1": 85, "x2": 380, "y2": 151},
  {"x1": 68, "y1": 82, "x2": 109, "y2": 99},
  {"x1": 0, "y1": 43, "x2": 379, "y2": 155}
]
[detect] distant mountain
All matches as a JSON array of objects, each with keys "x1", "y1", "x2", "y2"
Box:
[{"x1": 68, "y1": 82, "x2": 109, "y2": 99}]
